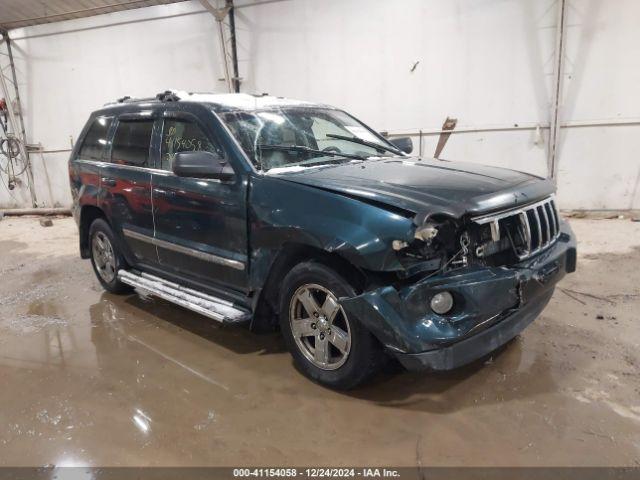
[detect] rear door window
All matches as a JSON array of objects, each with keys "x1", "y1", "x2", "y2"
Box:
[
  {"x1": 111, "y1": 119, "x2": 154, "y2": 167},
  {"x1": 78, "y1": 116, "x2": 112, "y2": 161}
]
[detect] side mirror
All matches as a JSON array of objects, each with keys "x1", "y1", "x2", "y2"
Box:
[
  {"x1": 172, "y1": 151, "x2": 234, "y2": 181},
  {"x1": 389, "y1": 136, "x2": 413, "y2": 154}
]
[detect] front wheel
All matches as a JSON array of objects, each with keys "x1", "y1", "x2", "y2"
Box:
[
  {"x1": 279, "y1": 262, "x2": 381, "y2": 390},
  {"x1": 89, "y1": 218, "x2": 132, "y2": 294}
]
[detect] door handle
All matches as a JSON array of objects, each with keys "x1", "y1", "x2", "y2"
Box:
[{"x1": 101, "y1": 177, "x2": 116, "y2": 187}]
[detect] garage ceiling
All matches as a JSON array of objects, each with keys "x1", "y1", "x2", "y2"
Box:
[{"x1": 0, "y1": 0, "x2": 187, "y2": 31}]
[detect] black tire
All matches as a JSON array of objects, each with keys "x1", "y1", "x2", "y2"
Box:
[
  {"x1": 279, "y1": 261, "x2": 381, "y2": 390},
  {"x1": 88, "y1": 218, "x2": 132, "y2": 294}
]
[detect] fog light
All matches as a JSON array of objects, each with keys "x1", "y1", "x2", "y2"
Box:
[{"x1": 430, "y1": 291, "x2": 453, "y2": 314}]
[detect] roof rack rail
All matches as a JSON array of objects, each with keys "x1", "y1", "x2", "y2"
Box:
[
  {"x1": 105, "y1": 91, "x2": 183, "y2": 106},
  {"x1": 156, "y1": 90, "x2": 180, "y2": 102}
]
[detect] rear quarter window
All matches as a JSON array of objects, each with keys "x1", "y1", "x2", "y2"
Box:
[{"x1": 77, "y1": 116, "x2": 112, "y2": 161}]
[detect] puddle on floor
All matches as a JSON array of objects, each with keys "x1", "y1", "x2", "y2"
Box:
[{"x1": 0, "y1": 218, "x2": 638, "y2": 466}]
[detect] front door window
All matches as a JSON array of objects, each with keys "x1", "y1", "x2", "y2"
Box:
[{"x1": 160, "y1": 118, "x2": 223, "y2": 171}]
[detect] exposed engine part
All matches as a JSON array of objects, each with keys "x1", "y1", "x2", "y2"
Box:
[
  {"x1": 451, "y1": 231, "x2": 470, "y2": 267},
  {"x1": 414, "y1": 223, "x2": 438, "y2": 242},
  {"x1": 460, "y1": 231, "x2": 470, "y2": 252},
  {"x1": 489, "y1": 219, "x2": 500, "y2": 241},
  {"x1": 476, "y1": 236, "x2": 511, "y2": 258},
  {"x1": 394, "y1": 218, "x2": 462, "y2": 277}
]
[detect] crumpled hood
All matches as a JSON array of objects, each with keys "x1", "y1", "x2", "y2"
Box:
[{"x1": 271, "y1": 157, "x2": 554, "y2": 221}]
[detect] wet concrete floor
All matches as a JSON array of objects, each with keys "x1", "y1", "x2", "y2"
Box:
[{"x1": 0, "y1": 217, "x2": 638, "y2": 466}]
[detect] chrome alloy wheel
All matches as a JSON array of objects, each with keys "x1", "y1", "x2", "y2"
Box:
[
  {"x1": 92, "y1": 231, "x2": 117, "y2": 283},
  {"x1": 289, "y1": 283, "x2": 351, "y2": 370}
]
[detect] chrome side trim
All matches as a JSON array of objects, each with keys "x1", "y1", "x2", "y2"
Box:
[
  {"x1": 74, "y1": 158, "x2": 110, "y2": 168},
  {"x1": 122, "y1": 228, "x2": 245, "y2": 271},
  {"x1": 74, "y1": 158, "x2": 225, "y2": 183},
  {"x1": 75, "y1": 158, "x2": 167, "y2": 174},
  {"x1": 123, "y1": 228, "x2": 154, "y2": 243}
]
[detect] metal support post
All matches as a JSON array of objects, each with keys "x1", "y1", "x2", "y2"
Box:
[
  {"x1": 199, "y1": 0, "x2": 239, "y2": 93},
  {"x1": 548, "y1": 0, "x2": 567, "y2": 181},
  {"x1": 0, "y1": 31, "x2": 37, "y2": 206}
]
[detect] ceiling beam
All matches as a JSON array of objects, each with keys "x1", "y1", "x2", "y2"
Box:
[{"x1": 0, "y1": 0, "x2": 188, "y2": 31}]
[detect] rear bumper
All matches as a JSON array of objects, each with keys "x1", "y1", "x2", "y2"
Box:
[{"x1": 340, "y1": 219, "x2": 576, "y2": 372}]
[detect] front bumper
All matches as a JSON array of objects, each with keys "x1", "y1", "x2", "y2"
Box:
[{"x1": 340, "y1": 219, "x2": 577, "y2": 371}]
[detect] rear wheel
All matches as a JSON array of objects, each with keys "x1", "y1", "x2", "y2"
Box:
[
  {"x1": 89, "y1": 218, "x2": 131, "y2": 294},
  {"x1": 279, "y1": 262, "x2": 381, "y2": 390}
]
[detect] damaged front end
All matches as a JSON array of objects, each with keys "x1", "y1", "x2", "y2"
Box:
[{"x1": 339, "y1": 195, "x2": 578, "y2": 371}]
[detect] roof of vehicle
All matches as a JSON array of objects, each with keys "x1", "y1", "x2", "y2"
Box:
[{"x1": 94, "y1": 91, "x2": 334, "y2": 116}]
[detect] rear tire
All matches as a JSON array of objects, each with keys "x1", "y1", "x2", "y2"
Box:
[
  {"x1": 89, "y1": 218, "x2": 132, "y2": 294},
  {"x1": 279, "y1": 261, "x2": 381, "y2": 390}
]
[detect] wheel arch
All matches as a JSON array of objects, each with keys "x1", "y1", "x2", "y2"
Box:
[
  {"x1": 79, "y1": 205, "x2": 109, "y2": 258},
  {"x1": 250, "y1": 242, "x2": 368, "y2": 332}
]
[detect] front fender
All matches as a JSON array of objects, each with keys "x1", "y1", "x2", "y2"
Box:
[{"x1": 248, "y1": 175, "x2": 415, "y2": 284}]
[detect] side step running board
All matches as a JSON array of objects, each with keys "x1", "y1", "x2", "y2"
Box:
[{"x1": 118, "y1": 270, "x2": 251, "y2": 324}]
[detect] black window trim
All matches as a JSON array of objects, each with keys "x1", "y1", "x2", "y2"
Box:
[
  {"x1": 210, "y1": 108, "x2": 258, "y2": 175},
  {"x1": 109, "y1": 112, "x2": 157, "y2": 169},
  {"x1": 75, "y1": 115, "x2": 114, "y2": 162}
]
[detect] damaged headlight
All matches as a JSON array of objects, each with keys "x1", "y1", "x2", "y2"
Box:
[
  {"x1": 392, "y1": 239, "x2": 409, "y2": 251},
  {"x1": 392, "y1": 218, "x2": 461, "y2": 275},
  {"x1": 392, "y1": 221, "x2": 441, "y2": 251}
]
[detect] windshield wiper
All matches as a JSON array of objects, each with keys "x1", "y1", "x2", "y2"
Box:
[
  {"x1": 256, "y1": 144, "x2": 368, "y2": 164},
  {"x1": 326, "y1": 133, "x2": 403, "y2": 156}
]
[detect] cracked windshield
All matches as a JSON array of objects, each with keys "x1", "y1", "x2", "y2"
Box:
[{"x1": 220, "y1": 108, "x2": 399, "y2": 171}]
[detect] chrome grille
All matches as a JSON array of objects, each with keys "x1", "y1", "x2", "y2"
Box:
[{"x1": 472, "y1": 195, "x2": 561, "y2": 260}]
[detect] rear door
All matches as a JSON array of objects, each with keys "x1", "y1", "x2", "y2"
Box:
[
  {"x1": 151, "y1": 108, "x2": 248, "y2": 292},
  {"x1": 71, "y1": 115, "x2": 114, "y2": 214},
  {"x1": 99, "y1": 112, "x2": 159, "y2": 265}
]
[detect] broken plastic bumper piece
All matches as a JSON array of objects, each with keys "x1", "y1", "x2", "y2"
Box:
[{"x1": 340, "y1": 220, "x2": 577, "y2": 371}]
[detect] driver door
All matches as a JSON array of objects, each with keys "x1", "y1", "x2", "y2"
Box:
[{"x1": 151, "y1": 110, "x2": 248, "y2": 292}]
